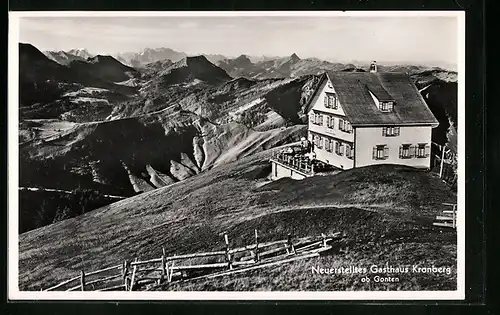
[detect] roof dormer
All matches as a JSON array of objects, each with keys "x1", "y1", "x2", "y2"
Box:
[{"x1": 366, "y1": 85, "x2": 395, "y2": 113}]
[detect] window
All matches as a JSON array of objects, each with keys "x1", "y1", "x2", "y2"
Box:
[
  {"x1": 325, "y1": 138, "x2": 334, "y2": 152},
  {"x1": 380, "y1": 101, "x2": 394, "y2": 112},
  {"x1": 346, "y1": 122, "x2": 353, "y2": 133},
  {"x1": 399, "y1": 144, "x2": 412, "y2": 159},
  {"x1": 326, "y1": 116, "x2": 335, "y2": 129},
  {"x1": 372, "y1": 145, "x2": 389, "y2": 160},
  {"x1": 335, "y1": 141, "x2": 344, "y2": 156},
  {"x1": 315, "y1": 135, "x2": 323, "y2": 149},
  {"x1": 416, "y1": 143, "x2": 430, "y2": 158},
  {"x1": 346, "y1": 145, "x2": 353, "y2": 159},
  {"x1": 339, "y1": 120, "x2": 353, "y2": 133},
  {"x1": 311, "y1": 112, "x2": 323, "y2": 125},
  {"x1": 325, "y1": 93, "x2": 338, "y2": 109},
  {"x1": 382, "y1": 126, "x2": 400, "y2": 137}
]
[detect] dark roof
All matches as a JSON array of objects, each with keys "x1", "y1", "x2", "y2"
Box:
[
  {"x1": 365, "y1": 83, "x2": 393, "y2": 101},
  {"x1": 305, "y1": 72, "x2": 439, "y2": 126}
]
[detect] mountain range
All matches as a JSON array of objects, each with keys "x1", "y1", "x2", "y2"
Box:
[
  {"x1": 17, "y1": 42, "x2": 459, "y2": 292},
  {"x1": 19, "y1": 42, "x2": 457, "y2": 234}
]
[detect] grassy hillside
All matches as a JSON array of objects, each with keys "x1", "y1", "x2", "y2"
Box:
[{"x1": 19, "y1": 153, "x2": 456, "y2": 291}]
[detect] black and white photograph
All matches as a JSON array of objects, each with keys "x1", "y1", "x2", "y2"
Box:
[{"x1": 8, "y1": 11, "x2": 464, "y2": 299}]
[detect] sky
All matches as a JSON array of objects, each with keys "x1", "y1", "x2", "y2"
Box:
[{"x1": 19, "y1": 15, "x2": 459, "y2": 68}]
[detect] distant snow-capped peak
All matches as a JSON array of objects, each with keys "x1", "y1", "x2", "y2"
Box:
[{"x1": 67, "y1": 48, "x2": 93, "y2": 59}]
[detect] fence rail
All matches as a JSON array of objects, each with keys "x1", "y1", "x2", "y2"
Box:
[
  {"x1": 433, "y1": 203, "x2": 457, "y2": 229},
  {"x1": 42, "y1": 231, "x2": 344, "y2": 292},
  {"x1": 431, "y1": 142, "x2": 457, "y2": 189}
]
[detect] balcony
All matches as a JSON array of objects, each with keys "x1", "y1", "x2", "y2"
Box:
[{"x1": 270, "y1": 148, "x2": 336, "y2": 177}]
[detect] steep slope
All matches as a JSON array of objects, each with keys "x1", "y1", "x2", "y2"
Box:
[
  {"x1": 18, "y1": 159, "x2": 457, "y2": 291},
  {"x1": 141, "y1": 59, "x2": 174, "y2": 78}
]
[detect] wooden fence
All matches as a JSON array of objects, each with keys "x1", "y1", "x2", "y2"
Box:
[
  {"x1": 42, "y1": 230, "x2": 344, "y2": 292},
  {"x1": 433, "y1": 203, "x2": 457, "y2": 229},
  {"x1": 431, "y1": 142, "x2": 457, "y2": 190}
]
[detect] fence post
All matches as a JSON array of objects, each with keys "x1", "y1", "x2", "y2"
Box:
[
  {"x1": 159, "y1": 247, "x2": 166, "y2": 285},
  {"x1": 322, "y1": 233, "x2": 327, "y2": 247},
  {"x1": 129, "y1": 258, "x2": 138, "y2": 291},
  {"x1": 80, "y1": 270, "x2": 85, "y2": 291},
  {"x1": 439, "y1": 147, "x2": 446, "y2": 178},
  {"x1": 122, "y1": 260, "x2": 129, "y2": 291},
  {"x1": 224, "y1": 233, "x2": 232, "y2": 270},
  {"x1": 254, "y1": 229, "x2": 259, "y2": 262},
  {"x1": 165, "y1": 260, "x2": 170, "y2": 283},
  {"x1": 168, "y1": 260, "x2": 175, "y2": 282},
  {"x1": 452, "y1": 204, "x2": 457, "y2": 229}
]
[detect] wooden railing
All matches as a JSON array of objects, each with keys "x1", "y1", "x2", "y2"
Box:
[
  {"x1": 41, "y1": 231, "x2": 344, "y2": 292},
  {"x1": 271, "y1": 152, "x2": 315, "y2": 175},
  {"x1": 433, "y1": 203, "x2": 457, "y2": 229}
]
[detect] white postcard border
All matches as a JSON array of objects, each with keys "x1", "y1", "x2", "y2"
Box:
[{"x1": 8, "y1": 10, "x2": 466, "y2": 301}]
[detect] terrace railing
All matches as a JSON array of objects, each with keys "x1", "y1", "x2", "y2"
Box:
[{"x1": 271, "y1": 151, "x2": 315, "y2": 175}]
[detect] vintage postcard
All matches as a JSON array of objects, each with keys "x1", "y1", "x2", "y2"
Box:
[{"x1": 8, "y1": 11, "x2": 465, "y2": 300}]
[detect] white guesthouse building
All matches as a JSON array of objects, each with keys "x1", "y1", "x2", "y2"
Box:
[{"x1": 303, "y1": 65, "x2": 439, "y2": 171}]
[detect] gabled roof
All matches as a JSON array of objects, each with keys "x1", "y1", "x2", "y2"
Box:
[{"x1": 304, "y1": 72, "x2": 439, "y2": 126}]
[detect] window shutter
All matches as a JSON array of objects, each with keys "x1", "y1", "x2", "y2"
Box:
[
  {"x1": 339, "y1": 119, "x2": 344, "y2": 131},
  {"x1": 372, "y1": 146, "x2": 377, "y2": 160},
  {"x1": 331, "y1": 117, "x2": 335, "y2": 129},
  {"x1": 333, "y1": 95, "x2": 338, "y2": 109},
  {"x1": 399, "y1": 146, "x2": 403, "y2": 159},
  {"x1": 324, "y1": 95, "x2": 328, "y2": 107},
  {"x1": 425, "y1": 144, "x2": 430, "y2": 157},
  {"x1": 395, "y1": 127, "x2": 400, "y2": 136},
  {"x1": 384, "y1": 146, "x2": 389, "y2": 159},
  {"x1": 340, "y1": 144, "x2": 344, "y2": 155},
  {"x1": 382, "y1": 127, "x2": 387, "y2": 136},
  {"x1": 309, "y1": 114, "x2": 314, "y2": 123}
]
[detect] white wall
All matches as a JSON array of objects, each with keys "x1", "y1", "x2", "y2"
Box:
[
  {"x1": 309, "y1": 122, "x2": 354, "y2": 143},
  {"x1": 271, "y1": 161, "x2": 308, "y2": 180},
  {"x1": 307, "y1": 77, "x2": 355, "y2": 170},
  {"x1": 355, "y1": 126, "x2": 433, "y2": 168},
  {"x1": 308, "y1": 78, "x2": 347, "y2": 116},
  {"x1": 309, "y1": 130, "x2": 354, "y2": 170}
]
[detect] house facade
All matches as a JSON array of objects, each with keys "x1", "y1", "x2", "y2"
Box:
[{"x1": 303, "y1": 64, "x2": 439, "y2": 170}]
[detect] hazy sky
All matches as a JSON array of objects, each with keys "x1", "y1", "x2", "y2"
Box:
[{"x1": 19, "y1": 15, "x2": 459, "y2": 67}]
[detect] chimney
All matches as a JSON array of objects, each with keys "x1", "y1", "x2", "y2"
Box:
[{"x1": 369, "y1": 61, "x2": 377, "y2": 73}]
